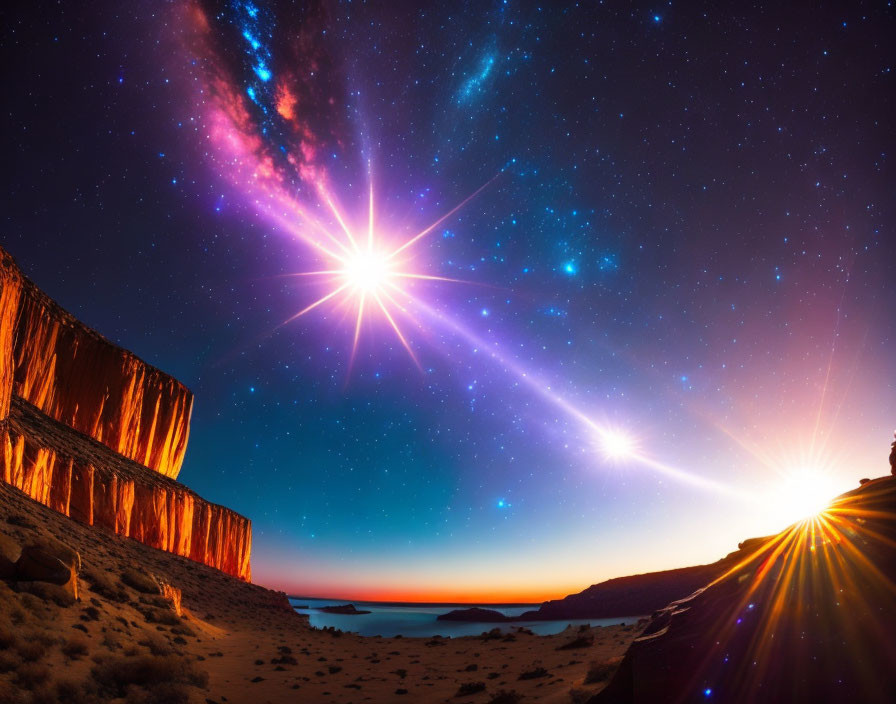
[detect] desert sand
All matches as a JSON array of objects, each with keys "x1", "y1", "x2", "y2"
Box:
[{"x1": 0, "y1": 481, "x2": 636, "y2": 703}]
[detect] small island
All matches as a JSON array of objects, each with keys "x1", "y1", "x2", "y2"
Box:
[
  {"x1": 436, "y1": 607, "x2": 511, "y2": 622},
  {"x1": 319, "y1": 604, "x2": 372, "y2": 615}
]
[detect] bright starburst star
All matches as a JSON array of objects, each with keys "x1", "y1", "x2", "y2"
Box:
[{"x1": 284, "y1": 175, "x2": 493, "y2": 368}]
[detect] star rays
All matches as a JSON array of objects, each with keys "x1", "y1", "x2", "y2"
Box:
[{"x1": 283, "y1": 177, "x2": 475, "y2": 369}]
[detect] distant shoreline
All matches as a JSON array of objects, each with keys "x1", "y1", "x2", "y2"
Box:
[{"x1": 287, "y1": 596, "x2": 541, "y2": 609}]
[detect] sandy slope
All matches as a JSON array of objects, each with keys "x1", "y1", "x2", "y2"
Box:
[{"x1": 0, "y1": 481, "x2": 637, "y2": 703}]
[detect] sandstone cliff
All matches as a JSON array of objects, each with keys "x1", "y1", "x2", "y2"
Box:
[
  {"x1": 0, "y1": 245, "x2": 251, "y2": 581},
  {"x1": 9, "y1": 275, "x2": 193, "y2": 480},
  {"x1": 2, "y1": 396, "x2": 251, "y2": 581},
  {"x1": 0, "y1": 248, "x2": 22, "y2": 420}
]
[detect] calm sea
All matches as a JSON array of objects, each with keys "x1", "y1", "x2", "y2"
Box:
[{"x1": 289, "y1": 597, "x2": 641, "y2": 638}]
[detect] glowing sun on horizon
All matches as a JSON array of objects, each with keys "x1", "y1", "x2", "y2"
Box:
[{"x1": 771, "y1": 467, "x2": 843, "y2": 524}]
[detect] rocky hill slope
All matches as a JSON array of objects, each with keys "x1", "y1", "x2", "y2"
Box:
[
  {"x1": 518, "y1": 537, "x2": 772, "y2": 622},
  {"x1": 594, "y1": 475, "x2": 896, "y2": 703}
]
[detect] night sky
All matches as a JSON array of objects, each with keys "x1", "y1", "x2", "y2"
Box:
[{"x1": 2, "y1": 1, "x2": 894, "y2": 602}]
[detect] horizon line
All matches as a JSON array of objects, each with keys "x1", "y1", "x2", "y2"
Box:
[{"x1": 286, "y1": 595, "x2": 543, "y2": 608}]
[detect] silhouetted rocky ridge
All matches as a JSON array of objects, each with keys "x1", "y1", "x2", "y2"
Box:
[
  {"x1": 593, "y1": 475, "x2": 896, "y2": 703},
  {"x1": 508, "y1": 537, "x2": 772, "y2": 623}
]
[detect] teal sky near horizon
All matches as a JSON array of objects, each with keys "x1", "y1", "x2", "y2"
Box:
[{"x1": 2, "y1": 1, "x2": 894, "y2": 601}]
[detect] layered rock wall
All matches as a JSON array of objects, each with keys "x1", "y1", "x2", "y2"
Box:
[
  {"x1": 1, "y1": 397, "x2": 251, "y2": 581},
  {"x1": 0, "y1": 248, "x2": 22, "y2": 420},
  {"x1": 9, "y1": 276, "x2": 192, "y2": 479},
  {"x1": 0, "y1": 245, "x2": 251, "y2": 581}
]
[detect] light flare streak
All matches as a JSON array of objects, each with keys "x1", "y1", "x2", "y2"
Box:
[
  {"x1": 668, "y1": 484, "x2": 896, "y2": 701},
  {"x1": 384, "y1": 290, "x2": 746, "y2": 499},
  {"x1": 187, "y1": 4, "x2": 854, "y2": 512}
]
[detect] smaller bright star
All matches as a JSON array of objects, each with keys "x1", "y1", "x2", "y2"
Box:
[{"x1": 598, "y1": 428, "x2": 637, "y2": 461}]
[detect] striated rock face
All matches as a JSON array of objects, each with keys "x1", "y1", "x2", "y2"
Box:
[
  {"x1": 0, "y1": 248, "x2": 22, "y2": 420},
  {"x1": 10, "y1": 277, "x2": 192, "y2": 480},
  {"x1": 1, "y1": 397, "x2": 251, "y2": 581},
  {"x1": 0, "y1": 244, "x2": 251, "y2": 581}
]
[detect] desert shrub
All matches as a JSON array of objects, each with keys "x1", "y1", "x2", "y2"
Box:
[
  {"x1": 52, "y1": 678, "x2": 94, "y2": 704},
  {"x1": 101, "y1": 633, "x2": 122, "y2": 651},
  {"x1": 17, "y1": 593, "x2": 46, "y2": 614},
  {"x1": 6, "y1": 514, "x2": 35, "y2": 529},
  {"x1": 137, "y1": 635, "x2": 171, "y2": 656},
  {"x1": 556, "y1": 635, "x2": 594, "y2": 650},
  {"x1": 16, "y1": 639, "x2": 47, "y2": 662},
  {"x1": 0, "y1": 628, "x2": 16, "y2": 650},
  {"x1": 0, "y1": 650, "x2": 22, "y2": 673},
  {"x1": 569, "y1": 688, "x2": 594, "y2": 704},
  {"x1": 82, "y1": 568, "x2": 129, "y2": 603},
  {"x1": 62, "y1": 636, "x2": 90, "y2": 659},
  {"x1": 126, "y1": 681, "x2": 193, "y2": 704},
  {"x1": 0, "y1": 680, "x2": 23, "y2": 704},
  {"x1": 20, "y1": 582, "x2": 76, "y2": 607},
  {"x1": 91, "y1": 654, "x2": 208, "y2": 697},
  {"x1": 142, "y1": 607, "x2": 180, "y2": 626},
  {"x1": 584, "y1": 660, "x2": 617, "y2": 684},
  {"x1": 16, "y1": 661, "x2": 50, "y2": 689},
  {"x1": 170, "y1": 624, "x2": 195, "y2": 638},
  {"x1": 139, "y1": 594, "x2": 170, "y2": 609},
  {"x1": 120, "y1": 568, "x2": 158, "y2": 594},
  {"x1": 327, "y1": 664, "x2": 342, "y2": 674},
  {"x1": 488, "y1": 691, "x2": 524, "y2": 704},
  {"x1": 25, "y1": 683, "x2": 97, "y2": 704},
  {"x1": 456, "y1": 681, "x2": 486, "y2": 696},
  {"x1": 8, "y1": 605, "x2": 27, "y2": 626},
  {"x1": 26, "y1": 686, "x2": 61, "y2": 704},
  {"x1": 518, "y1": 667, "x2": 549, "y2": 680}
]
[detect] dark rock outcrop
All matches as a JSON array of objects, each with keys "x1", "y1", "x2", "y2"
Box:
[
  {"x1": 0, "y1": 529, "x2": 80, "y2": 602},
  {"x1": 0, "y1": 532, "x2": 20, "y2": 578},
  {"x1": 593, "y1": 476, "x2": 896, "y2": 704},
  {"x1": 319, "y1": 604, "x2": 372, "y2": 615},
  {"x1": 436, "y1": 607, "x2": 511, "y2": 622}
]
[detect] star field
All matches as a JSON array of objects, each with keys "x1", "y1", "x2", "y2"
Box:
[{"x1": 1, "y1": 1, "x2": 894, "y2": 601}]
